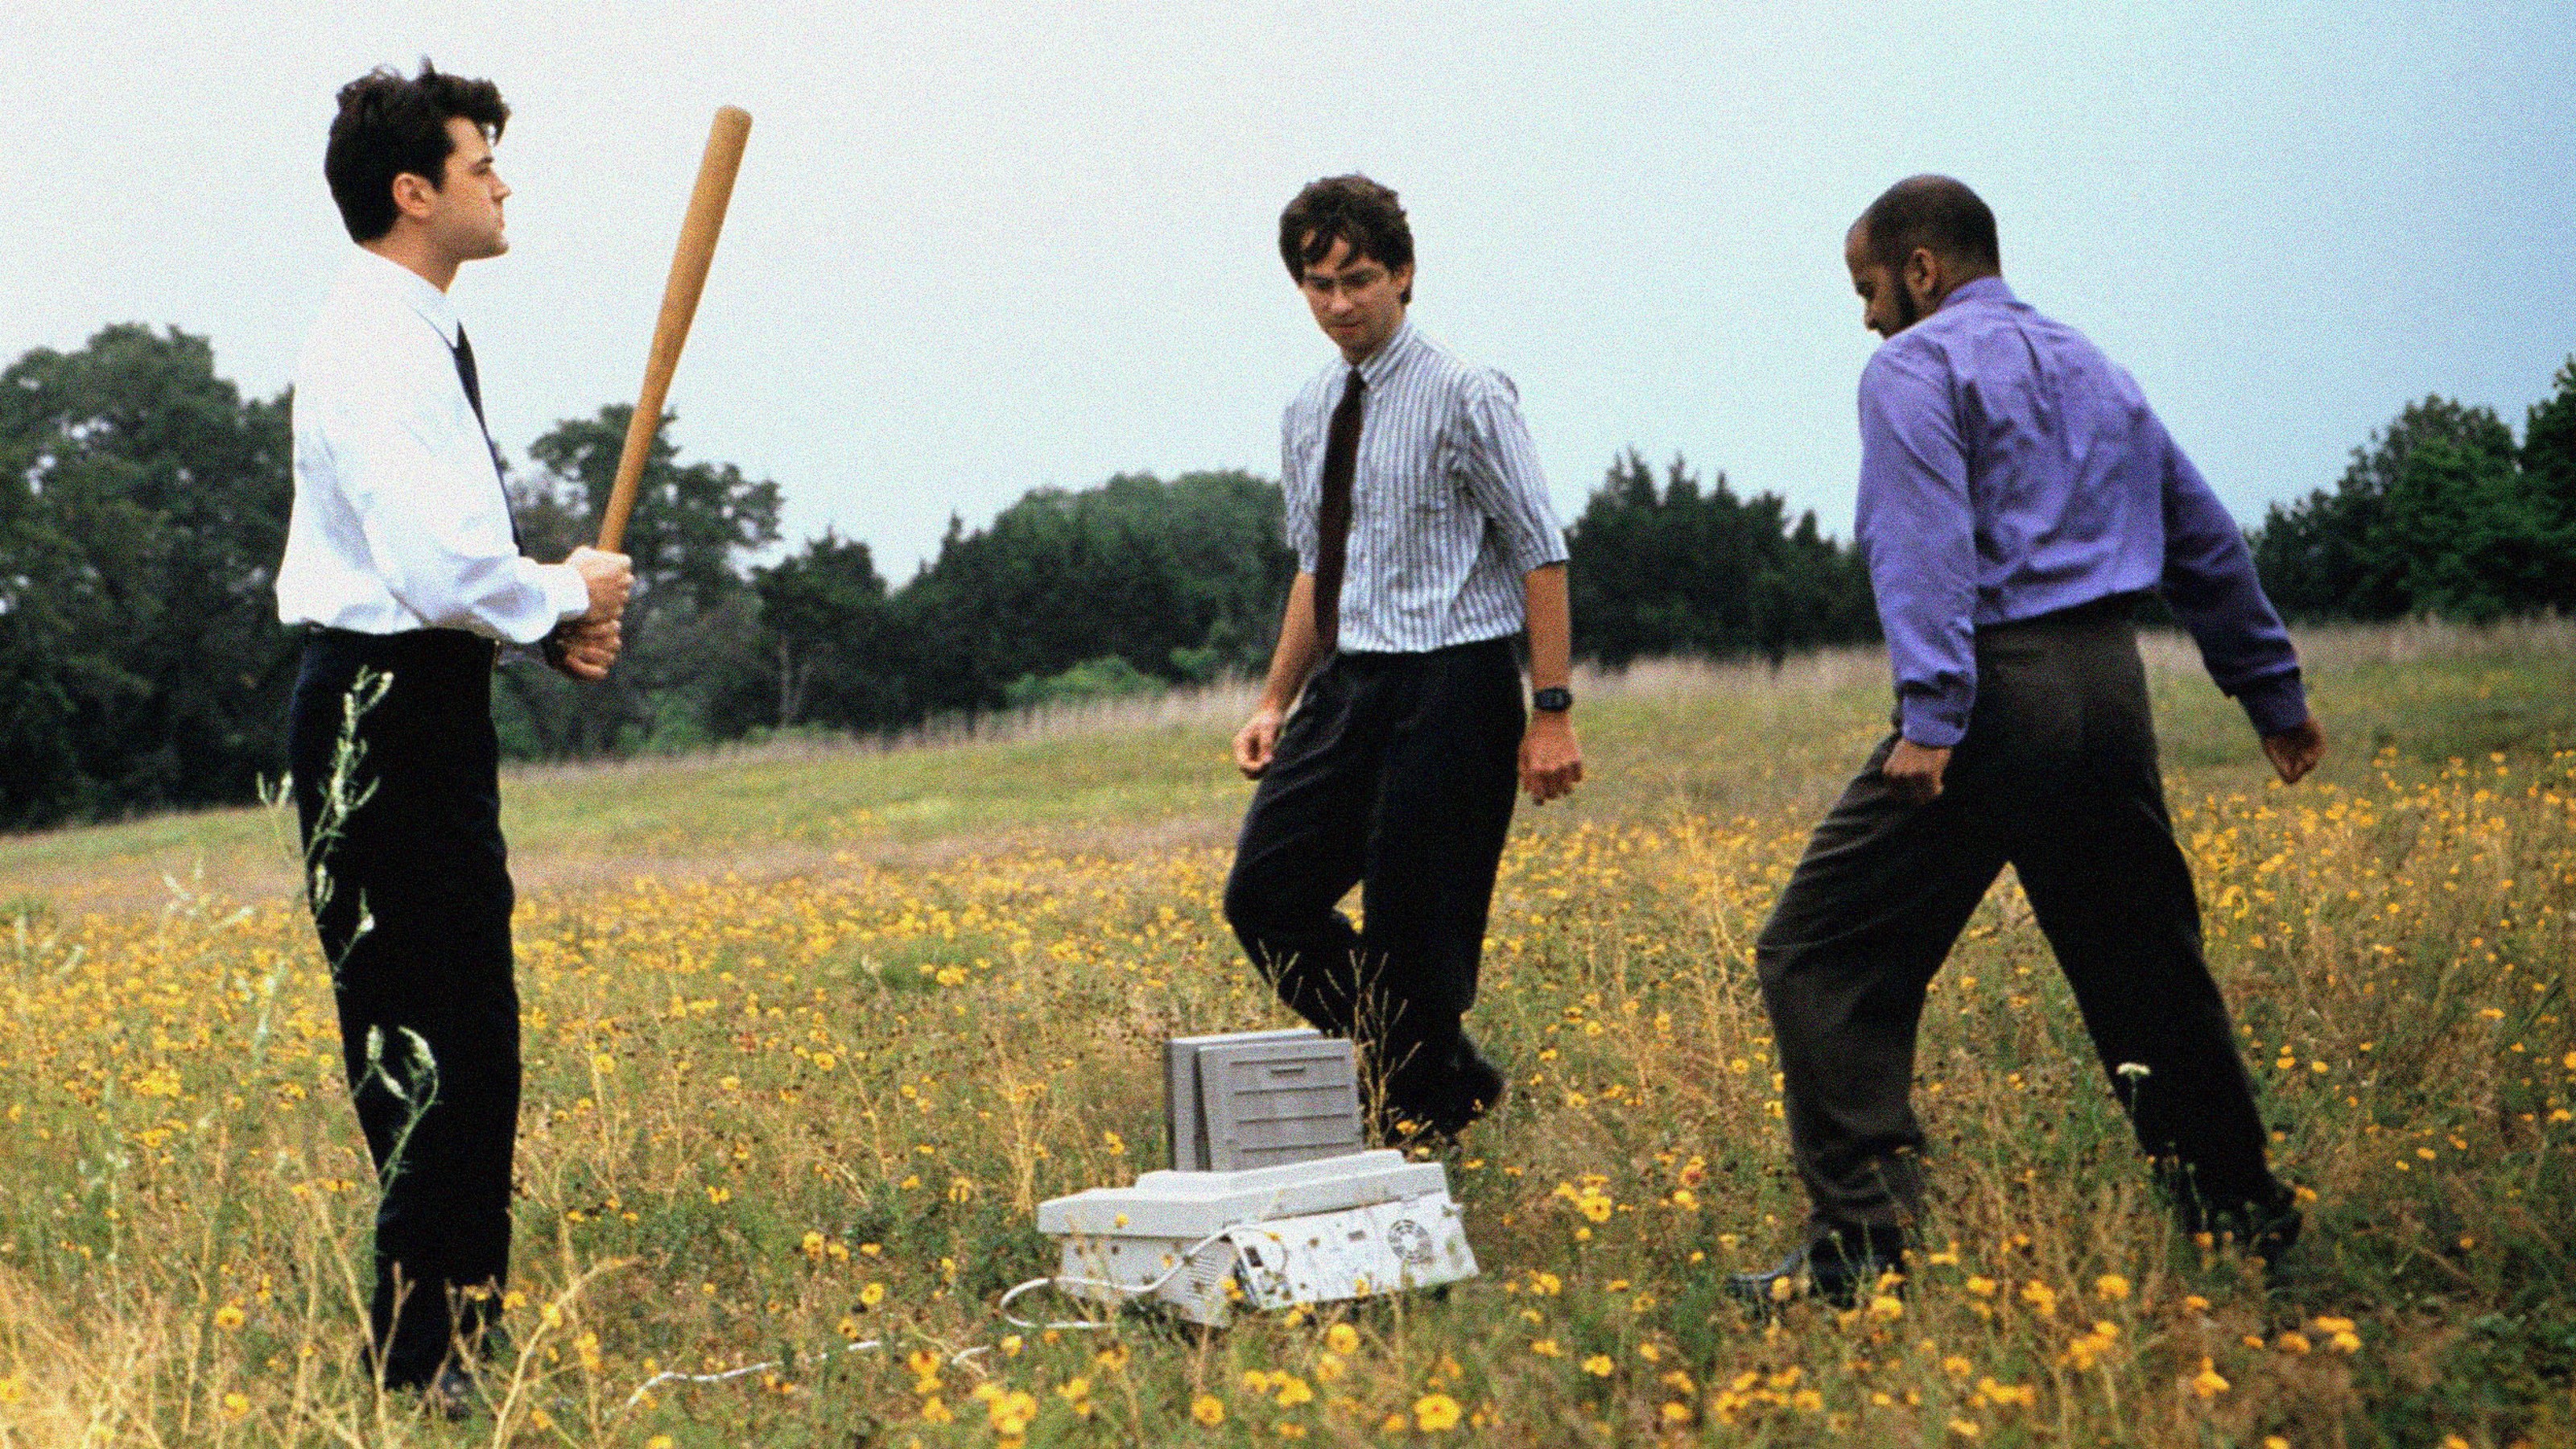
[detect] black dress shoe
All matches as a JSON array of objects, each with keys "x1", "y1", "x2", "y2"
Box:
[
  {"x1": 1435, "y1": 1034, "x2": 1507, "y2": 1133},
  {"x1": 1376, "y1": 1033, "x2": 1508, "y2": 1146},
  {"x1": 2239, "y1": 1203, "x2": 2301, "y2": 1269},
  {"x1": 1724, "y1": 1224, "x2": 1909, "y2": 1310},
  {"x1": 2195, "y1": 1196, "x2": 2303, "y2": 1280},
  {"x1": 419, "y1": 1364, "x2": 485, "y2": 1421}
]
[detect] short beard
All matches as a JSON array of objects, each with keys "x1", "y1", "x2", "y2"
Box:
[{"x1": 1891, "y1": 283, "x2": 1923, "y2": 332}]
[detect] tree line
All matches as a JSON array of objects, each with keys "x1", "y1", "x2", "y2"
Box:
[
  {"x1": 3, "y1": 324, "x2": 2569, "y2": 828},
  {"x1": 2252, "y1": 366, "x2": 2576, "y2": 623}
]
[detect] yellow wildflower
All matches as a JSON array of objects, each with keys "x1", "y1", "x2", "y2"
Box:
[
  {"x1": 1975, "y1": 1377, "x2": 2036, "y2": 1409},
  {"x1": 985, "y1": 1389, "x2": 1038, "y2": 1436}
]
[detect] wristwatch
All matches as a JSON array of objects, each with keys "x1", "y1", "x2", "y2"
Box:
[{"x1": 1532, "y1": 687, "x2": 1574, "y2": 714}]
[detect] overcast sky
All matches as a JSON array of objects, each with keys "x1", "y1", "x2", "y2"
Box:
[{"x1": 8, "y1": 2, "x2": 2572, "y2": 576}]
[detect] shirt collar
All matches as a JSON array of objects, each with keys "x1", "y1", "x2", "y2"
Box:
[
  {"x1": 1348, "y1": 318, "x2": 1419, "y2": 388},
  {"x1": 346, "y1": 246, "x2": 463, "y2": 347},
  {"x1": 1938, "y1": 275, "x2": 2016, "y2": 314}
]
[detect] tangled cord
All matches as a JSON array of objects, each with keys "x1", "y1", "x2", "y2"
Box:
[
  {"x1": 996, "y1": 1226, "x2": 1239, "y2": 1331},
  {"x1": 621, "y1": 1343, "x2": 881, "y2": 1410},
  {"x1": 621, "y1": 1226, "x2": 1241, "y2": 1410}
]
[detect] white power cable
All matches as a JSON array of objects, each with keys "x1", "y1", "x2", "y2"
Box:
[
  {"x1": 996, "y1": 1225, "x2": 1241, "y2": 1331},
  {"x1": 621, "y1": 1225, "x2": 1243, "y2": 1410},
  {"x1": 621, "y1": 1340, "x2": 881, "y2": 1410}
]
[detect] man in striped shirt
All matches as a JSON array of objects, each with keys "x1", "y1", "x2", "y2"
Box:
[{"x1": 1223, "y1": 175, "x2": 1583, "y2": 1144}]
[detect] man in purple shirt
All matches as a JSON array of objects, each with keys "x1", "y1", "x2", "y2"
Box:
[{"x1": 1729, "y1": 175, "x2": 2329, "y2": 1306}]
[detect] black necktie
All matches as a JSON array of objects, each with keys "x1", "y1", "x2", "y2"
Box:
[
  {"x1": 1312, "y1": 368, "x2": 1365, "y2": 652},
  {"x1": 451, "y1": 327, "x2": 522, "y2": 552}
]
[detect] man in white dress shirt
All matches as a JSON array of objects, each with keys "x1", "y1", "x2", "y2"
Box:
[{"x1": 275, "y1": 62, "x2": 630, "y2": 1404}]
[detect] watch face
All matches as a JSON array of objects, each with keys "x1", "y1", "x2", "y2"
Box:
[{"x1": 1534, "y1": 687, "x2": 1572, "y2": 712}]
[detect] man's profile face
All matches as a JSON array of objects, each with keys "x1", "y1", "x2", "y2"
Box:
[
  {"x1": 1843, "y1": 225, "x2": 1916, "y2": 340},
  {"x1": 1298, "y1": 233, "x2": 1410, "y2": 363},
  {"x1": 411, "y1": 117, "x2": 511, "y2": 262}
]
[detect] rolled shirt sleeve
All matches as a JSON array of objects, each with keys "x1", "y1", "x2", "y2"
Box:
[
  {"x1": 1454, "y1": 371, "x2": 1570, "y2": 576},
  {"x1": 2154, "y1": 423, "x2": 2309, "y2": 737},
  {"x1": 1855, "y1": 346, "x2": 1979, "y2": 748},
  {"x1": 327, "y1": 347, "x2": 588, "y2": 646}
]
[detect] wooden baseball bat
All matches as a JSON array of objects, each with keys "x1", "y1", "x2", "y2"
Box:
[{"x1": 597, "y1": 105, "x2": 752, "y2": 553}]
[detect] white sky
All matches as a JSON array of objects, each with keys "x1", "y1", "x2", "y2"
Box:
[{"x1": 8, "y1": 2, "x2": 2573, "y2": 577}]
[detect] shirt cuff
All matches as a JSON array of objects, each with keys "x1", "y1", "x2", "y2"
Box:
[
  {"x1": 545, "y1": 563, "x2": 592, "y2": 625},
  {"x1": 1508, "y1": 532, "x2": 1571, "y2": 576},
  {"x1": 2234, "y1": 669, "x2": 2309, "y2": 738},
  {"x1": 1898, "y1": 693, "x2": 1968, "y2": 749}
]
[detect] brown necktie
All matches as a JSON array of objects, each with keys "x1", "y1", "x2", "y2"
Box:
[{"x1": 1312, "y1": 368, "x2": 1365, "y2": 651}]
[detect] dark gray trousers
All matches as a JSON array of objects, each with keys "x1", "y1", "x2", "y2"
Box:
[
  {"x1": 1223, "y1": 639, "x2": 1524, "y2": 1096},
  {"x1": 1754, "y1": 597, "x2": 2285, "y2": 1233},
  {"x1": 288, "y1": 628, "x2": 520, "y2": 1389}
]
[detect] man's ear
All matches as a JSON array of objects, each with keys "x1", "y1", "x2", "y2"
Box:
[
  {"x1": 1391, "y1": 262, "x2": 1414, "y2": 303},
  {"x1": 389, "y1": 170, "x2": 439, "y2": 222},
  {"x1": 1903, "y1": 247, "x2": 1942, "y2": 309}
]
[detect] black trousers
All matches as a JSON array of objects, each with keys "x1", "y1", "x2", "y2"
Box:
[
  {"x1": 1223, "y1": 638, "x2": 1524, "y2": 1100},
  {"x1": 1753, "y1": 598, "x2": 2287, "y2": 1233},
  {"x1": 287, "y1": 628, "x2": 520, "y2": 1389}
]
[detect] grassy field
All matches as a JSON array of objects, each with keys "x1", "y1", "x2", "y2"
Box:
[{"x1": 0, "y1": 620, "x2": 2570, "y2": 1447}]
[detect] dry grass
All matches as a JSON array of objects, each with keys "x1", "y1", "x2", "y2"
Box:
[{"x1": 0, "y1": 622, "x2": 2573, "y2": 1447}]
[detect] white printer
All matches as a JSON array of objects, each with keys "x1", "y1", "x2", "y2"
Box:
[{"x1": 1032, "y1": 1029, "x2": 1479, "y2": 1325}]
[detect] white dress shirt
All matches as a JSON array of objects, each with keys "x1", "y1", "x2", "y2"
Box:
[
  {"x1": 1279, "y1": 321, "x2": 1569, "y2": 654},
  {"x1": 276, "y1": 248, "x2": 588, "y2": 646}
]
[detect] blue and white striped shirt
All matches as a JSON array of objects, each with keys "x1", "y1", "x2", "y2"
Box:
[{"x1": 1280, "y1": 321, "x2": 1569, "y2": 654}]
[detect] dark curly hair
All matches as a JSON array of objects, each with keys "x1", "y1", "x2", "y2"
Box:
[
  {"x1": 325, "y1": 60, "x2": 510, "y2": 244},
  {"x1": 1279, "y1": 175, "x2": 1414, "y2": 303}
]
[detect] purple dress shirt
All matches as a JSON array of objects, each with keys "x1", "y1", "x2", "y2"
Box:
[{"x1": 1854, "y1": 276, "x2": 2308, "y2": 749}]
